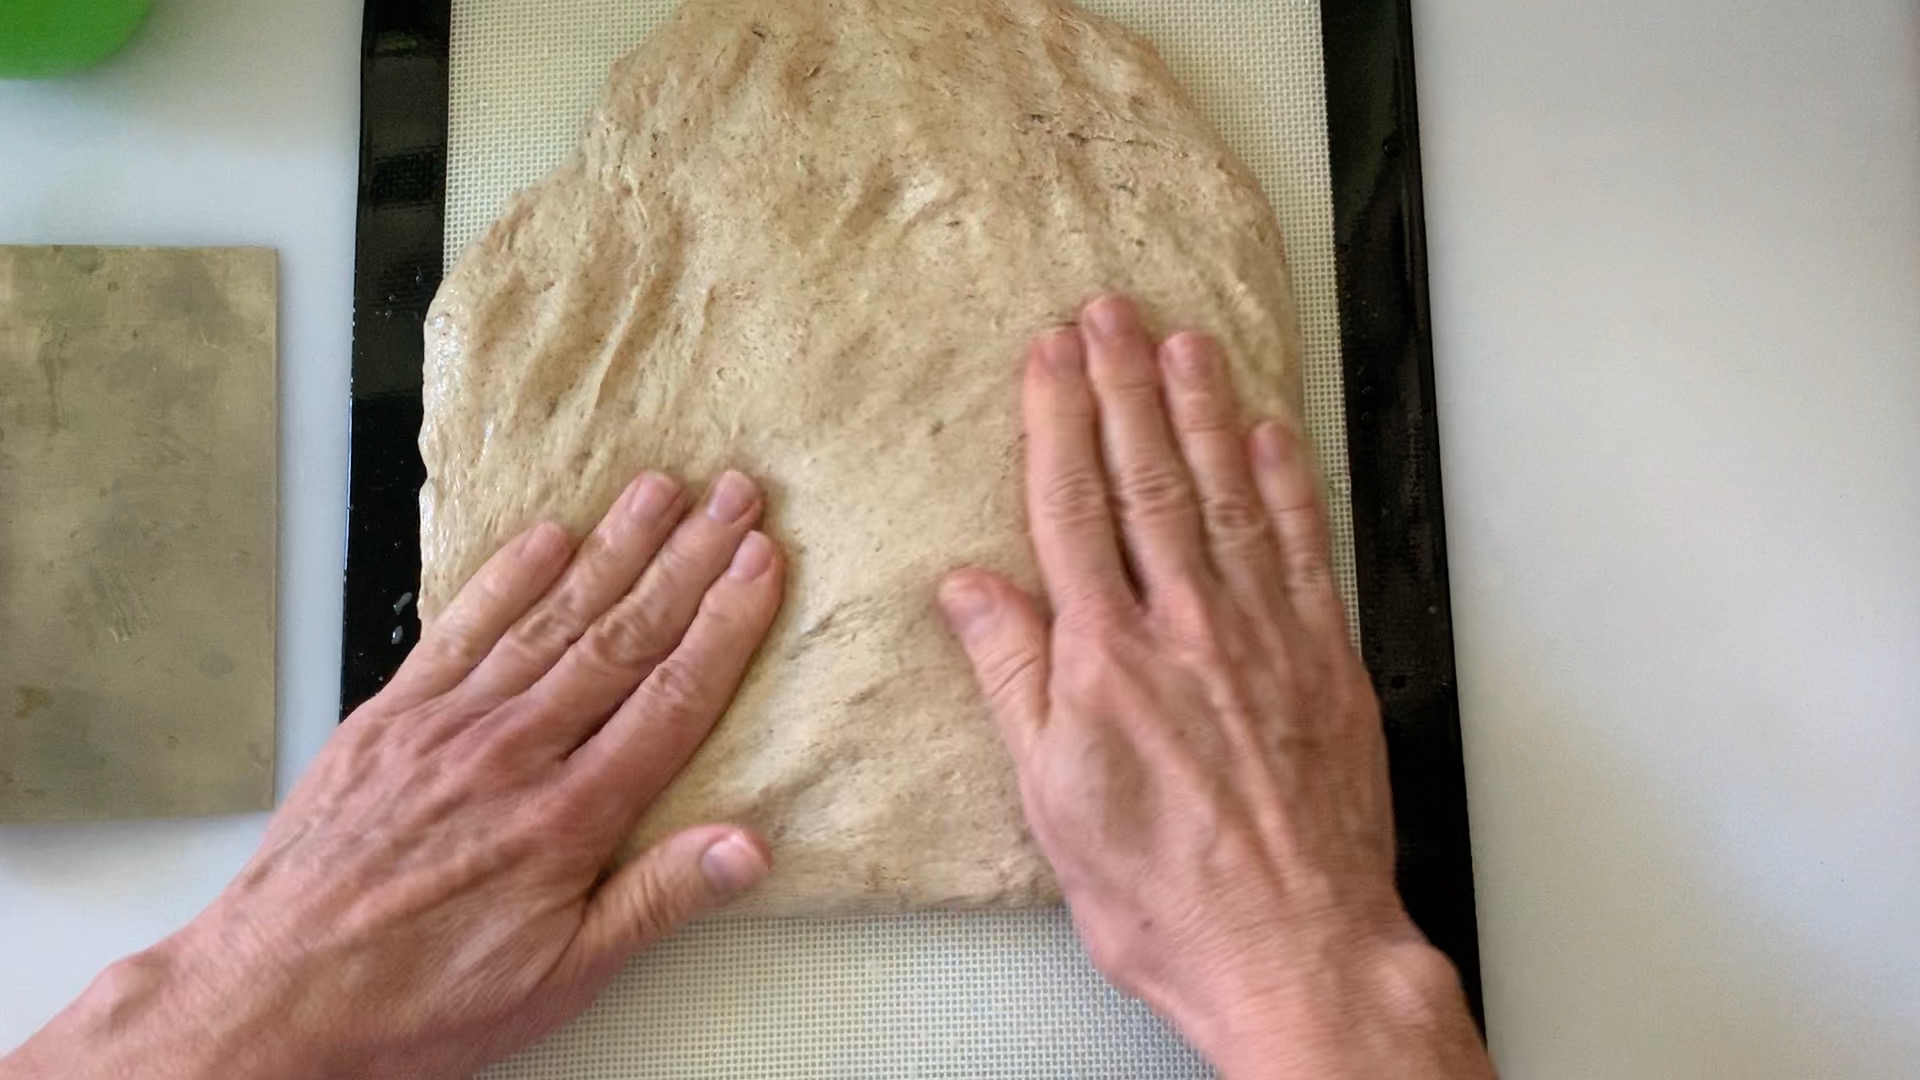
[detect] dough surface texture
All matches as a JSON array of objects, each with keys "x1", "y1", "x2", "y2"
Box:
[{"x1": 421, "y1": 0, "x2": 1303, "y2": 915}]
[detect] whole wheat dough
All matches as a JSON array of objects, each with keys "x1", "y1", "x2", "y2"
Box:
[{"x1": 421, "y1": 0, "x2": 1303, "y2": 915}]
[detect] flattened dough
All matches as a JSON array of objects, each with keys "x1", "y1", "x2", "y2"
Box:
[{"x1": 422, "y1": 0, "x2": 1303, "y2": 915}]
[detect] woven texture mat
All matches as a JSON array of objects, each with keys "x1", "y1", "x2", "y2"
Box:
[{"x1": 445, "y1": 1, "x2": 1349, "y2": 1074}]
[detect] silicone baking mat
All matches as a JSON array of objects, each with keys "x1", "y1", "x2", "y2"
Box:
[{"x1": 345, "y1": 0, "x2": 1478, "y2": 1074}]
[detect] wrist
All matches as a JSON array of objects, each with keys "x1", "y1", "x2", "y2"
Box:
[
  {"x1": 1166, "y1": 928, "x2": 1490, "y2": 1080},
  {"x1": 2, "y1": 927, "x2": 327, "y2": 1080}
]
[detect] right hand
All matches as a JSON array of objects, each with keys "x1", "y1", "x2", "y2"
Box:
[{"x1": 938, "y1": 296, "x2": 1492, "y2": 1079}]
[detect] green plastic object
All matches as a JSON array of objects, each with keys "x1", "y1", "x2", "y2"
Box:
[{"x1": 0, "y1": 0, "x2": 151, "y2": 78}]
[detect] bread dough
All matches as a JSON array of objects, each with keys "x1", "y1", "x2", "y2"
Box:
[{"x1": 421, "y1": 0, "x2": 1303, "y2": 915}]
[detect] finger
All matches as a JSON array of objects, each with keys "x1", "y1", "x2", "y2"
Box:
[
  {"x1": 525, "y1": 472, "x2": 765, "y2": 738},
  {"x1": 1080, "y1": 295, "x2": 1206, "y2": 592},
  {"x1": 386, "y1": 522, "x2": 574, "y2": 705},
  {"x1": 466, "y1": 471, "x2": 686, "y2": 701},
  {"x1": 938, "y1": 569, "x2": 1049, "y2": 763},
  {"x1": 1160, "y1": 332, "x2": 1285, "y2": 610},
  {"x1": 1250, "y1": 420, "x2": 1348, "y2": 641},
  {"x1": 565, "y1": 531, "x2": 784, "y2": 798},
  {"x1": 570, "y1": 825, "x2": 770, "y2": 965},
  {"x1": 1023, "y1": 326, "x2": 1131, "y2": 612}
]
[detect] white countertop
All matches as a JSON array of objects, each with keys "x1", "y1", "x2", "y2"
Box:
[{"x1": 3, "y1": 1, "x2": 1917, "y2": 1076}]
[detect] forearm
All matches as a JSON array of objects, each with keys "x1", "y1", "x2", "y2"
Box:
[
  {"x1": 1174, "y1": 941, "x2": 1494, "y2": 1080},
  {"x1": 1, "y1": 932, "x2": 321, "y2": 1080}
]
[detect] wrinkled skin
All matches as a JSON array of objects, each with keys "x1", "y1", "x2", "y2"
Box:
[
  {"x1": 5, "y1": 470, "x2": 787, "y2": 1080},
  {"x1": 938, "y1": 297, "x2": 1491, "y2": 1079}
]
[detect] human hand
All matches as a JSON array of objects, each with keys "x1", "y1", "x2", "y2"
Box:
[
  {"x1": 939, "y1": 297, "x2": 1491, "y2": 1079},
  {"x1": 2, "y1": 469, "x2": 784, "y2": 1080}
]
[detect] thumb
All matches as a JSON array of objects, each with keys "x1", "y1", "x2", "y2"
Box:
[
  {"x1": 574, "y1": 825, "x2": 771, "y2": 962},
  {"x1": 938, "y1": 568, "x2": 1049, "y2": 762}
]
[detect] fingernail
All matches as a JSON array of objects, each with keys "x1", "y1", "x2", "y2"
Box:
[
  {"x1": 701, "y1": 833, "x2": 770, "y2": 894},
  {"x1": 727, "y1": 531, "x2": 775, "y2": 581},
  {"x1": 1084, "y1": 295, "x2": 1134, "y2": 339},
  {"x1": 705, "y1": 470, "x2": 758, "y2": 522},
  {"x1": 526, "y1": 522, "x2": 570, "y2": 560},
  {"x1": 1252, "y1": 421, "x2": 1290, "y2": 467},
  {"x1": 939, "y1": 576, "x2": 997, "y2": 637},
  {"x1": 1038, "y1": 327, "x2": 1083, "y2": 377},
  {"x1": 626, "y1": 472, "x2": 677, "y2": 521}
]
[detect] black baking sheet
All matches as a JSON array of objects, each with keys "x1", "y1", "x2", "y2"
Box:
[{"x1": 343, "y1": 0, "x2": 1482, "y2": 1022}]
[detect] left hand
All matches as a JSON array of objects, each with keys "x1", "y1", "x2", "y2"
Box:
[{"x1": 3, "y1": 469, "x2": 786, "y2": 1080}]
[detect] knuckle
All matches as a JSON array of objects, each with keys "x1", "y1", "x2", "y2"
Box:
[
  {"x1": 1290, "y1": 557, "x2": 1333, "y2": 592},
  {"x1": 1052, "y1": 583, "x2": 1125, "y2": 617},
  {"x1": 419, "y1": 627, "x2": 485, "y2": 673},
  {"x1": 1107, "y1": 369, "x2": 1163, "y2": 399},
  {"x1": 575, "y1": 526, "x2": 624, "y2": 567},
  {"x1": 1079, "y1": 922, "x2": 1145, "y2": 988},
  {"x1": 1116, "y1": 465, "x2": 1194, "y2": 520},
  {"x1": 622, "y1": 867, "x2": 682, "y2": 942},
  {"x1": 581, "y1": 598, "x2": 673, "y2": 673},
  {"x1": 543, "y1": 773, "x2": 629, "y2": 839},
  {"x1": 512, "y1": 598, "x2": 588, "y2": 654},
  {"x1": 1202, "y1": 492, "x2": 1271, "y2": 548},
  {"x1": 1274, "y1": 497, "x2": 1329, "y2": 537},
  {"x1": 1276, "y1": 507, "x2": 1333, "y2": 563},
  {"x1": 981, "y1": 648, "x2": 1043, "y2": 709},
  {"x1": 464, "y1": 718, "x2": 541, "y2": 776},
  {"x1": 492, "y1": 807, "x2": 556, "y2": 861},
  {"x1": 695, "y1": 584, "x2": 751, "y2": 631},
  {"x1": 642, "y1": 658, "x2": 714, "y2": 729},
  {"x1": 383, "y1": 702, "x2": 461, "y2": 758},
  {"x1": 1053, "y1": 644, "x2": 1125, "y2": 703},
  {"x1": 1153, "y1": 584, "x2": 1223, "y2": 647},
  {"x1": 653, "y1": 534, "x2": 709, "y2": 582},
  {"x1": 1039, "y1": 468, "x2": 1110, "y2": 525},
  {"x1": 457, "y1": 572, "x2": 505, "y2": 612},
  {"x1": 1053, "y1": 600, "x2": 1116, "y2": 640},
  {"x1": 1174, "y1": 393, "x2": 1238, "y2": 437},
  {"x1": 1284, "y1": 543, "x2": 1334, "y2": 590}
]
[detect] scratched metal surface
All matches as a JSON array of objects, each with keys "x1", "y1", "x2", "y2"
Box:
[{"x1": 0, "y1": 245, "x2": 277, "y2": 823}]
